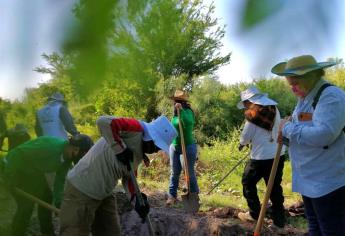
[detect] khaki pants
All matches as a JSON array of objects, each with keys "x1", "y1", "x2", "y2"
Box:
[{"x1": 59, "y1": 181, "x2": 121, "y2": 236}]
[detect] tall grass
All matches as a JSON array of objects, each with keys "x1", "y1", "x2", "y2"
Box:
[{"x1": 140, "y1": 126, "x2": 302, "y2": 209}]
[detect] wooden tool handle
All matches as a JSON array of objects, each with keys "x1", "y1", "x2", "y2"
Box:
[
  {"x1": 253, "y1": 143, "x2": 283, "y2": 236},
  {"x1": 15, "y1": 187, "x2": 60, "y2": 214},
  {"x1": 177, "y1": 109, "x2": 190, "y2": 192}
]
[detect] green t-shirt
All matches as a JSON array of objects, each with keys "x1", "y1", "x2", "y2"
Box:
[
  {"x1": 171, "y1": 108, "x2": 196, "y2": 146},
  {"x1": 4, "y1": 136, "x2": 70, "y2": 207}
]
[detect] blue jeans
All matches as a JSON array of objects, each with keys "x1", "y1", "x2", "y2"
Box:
[
  {"x1": 168, "y1": 143, "x2": 199, "y2": 198},
  {"x1": 303, "y1": 185, "x2": 345, "y2": 236}
]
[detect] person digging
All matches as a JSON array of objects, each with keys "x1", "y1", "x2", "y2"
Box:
[
  {"x1": 59, "y1": 115, "x2": 177, "y2": 236},
  {"x1": 2, "y1": 134, "x2": 93, "y2": 236}
]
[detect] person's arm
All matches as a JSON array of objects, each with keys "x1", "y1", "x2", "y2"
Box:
[
  {"x1": 240, "y1": 121, "x2": 255, "y2": 146},
  {"x1": 96, "y1": 116, "x2": 143, "y2": 154},
  {"x1": 180, "y1": 108, "x2": 194, "y2": 125},
  {"x1": 34, "y1": 114, "x2": 43, "y2": 136},
  {"x1": 59, "y1": 106, "x2": 79, "y2": 136},
  {"x1": 52, "y1": 161, "x2": 71, "y2": 208},
  {"x1": 121, "y1": 174, "x2": 136, "y2": 200},
  {"x1": 283, "y1": 88, "x2": 345, "y2": 147}
]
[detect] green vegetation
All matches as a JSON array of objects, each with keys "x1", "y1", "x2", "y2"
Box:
[
  {"x1": 1, "y1": 0, "x2": 345, "y2": 233},
  {"x1": 138, "y1": 129, "x2": 307, "y2": 229},
  {"x1": 140, "y1": 128, "x2": 302, "y2": 209}
]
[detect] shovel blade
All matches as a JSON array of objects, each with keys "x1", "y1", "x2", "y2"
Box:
[{"x1": 181, "y1": 192, "x2": 200, "y2": 213}]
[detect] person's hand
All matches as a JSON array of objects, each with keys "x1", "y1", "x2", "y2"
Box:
[
  {"x1": 116, "y1": 148, "x2": 133, "y2": 170},
  {"x1": 174, "y1": 103, "x2": 182, "y2": 110},
  {"x1": 279, "y1": 116, "x2": 291, "y2": 131},
  {"x1": 278, "y1": 116, "x2": 291, "y2": 144},
  {"x1": 134, "y1": 192, "x2": 150, "y2": 223}
]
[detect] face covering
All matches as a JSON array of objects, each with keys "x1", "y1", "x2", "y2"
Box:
[{"x1": 291, "y1": 84, "x2": 306, "y2": 97}]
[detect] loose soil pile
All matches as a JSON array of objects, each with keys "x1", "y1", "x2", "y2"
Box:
[
  {"x1": 119, "y1": 191, "x2": 307, "y2": 236},
  {"x1": 0, "y1": 186, "x2": 307, "y2": 236}
]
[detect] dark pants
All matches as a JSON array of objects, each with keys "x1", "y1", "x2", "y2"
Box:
[
  {"x1": 11, "y1": 173, "x2": 54, "y2": 236},
  {"x1": 242, "y1": 156, "x2": 285, "y2": 227},
  {"x1": 303, "y1": 185, "x2": 345, "y2": 236}
]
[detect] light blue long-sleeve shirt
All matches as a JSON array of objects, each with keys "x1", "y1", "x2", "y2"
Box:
[{"x1": 282, "y1": 79, "x2": 345, "y2": 198}]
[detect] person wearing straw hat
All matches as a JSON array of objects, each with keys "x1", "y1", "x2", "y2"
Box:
[
  {"x1": 59, "y1": 115, "x2": 177, "y2": 236},
  {"x1": 272, "y1": 55, "x2": 345, "y2": 235},
  {"x1": 35, "y1": 92, "x2": 79, "y2": 140},
  {"x1": 166, "y1": 90, "x2": 199, "y2": 206},
  {"x1": 236, "y1": 86, "x2": 286, "y2": 229}
]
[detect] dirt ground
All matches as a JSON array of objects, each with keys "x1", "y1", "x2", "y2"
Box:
[
  {"x1": 119, "y1": 191, "x2": 306, "y2": 236},
  {"x1": 0, "y1": 186, "x2": 307, "y2": 236}
]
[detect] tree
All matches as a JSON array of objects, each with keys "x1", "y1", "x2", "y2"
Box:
[
  {"x1": 34, "y1": 53, "x2": 76, "y2": 102},
  {"x1": 110, "y1": 0, "x2": 231, "y2": 119},
  {"x1": 115, "y1": 0, "x2": 231, "y2": 87},
  {"x1": 36, "y1": 0, "x2": 231, "y2": 120}
]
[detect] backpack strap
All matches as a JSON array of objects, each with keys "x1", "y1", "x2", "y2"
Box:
[
  {"x1": 312, "y1": 83, "x2": 333, "y2": 109},
  {"x1": 312, "y1": 83, "x2": 345, "y2": 149}
]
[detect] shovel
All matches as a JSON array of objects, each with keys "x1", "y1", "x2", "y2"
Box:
[
  {"x1": 177, "y1": 109, "x2": 200, "y2": 213},
  {"x1": 128, "y1": 162, "x2": 155, "y2": 236}
]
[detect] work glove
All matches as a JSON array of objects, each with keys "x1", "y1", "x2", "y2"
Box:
[
  {"x1": 117, "y1": 148, "x2": 134, "y2": 170},
  {"x1": 134, "y1": 192, "x2": 150, "y2": 223}
]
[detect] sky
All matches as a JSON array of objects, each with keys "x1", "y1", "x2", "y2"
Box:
[
  {"x1": 212, "y1": 0, "x2": 345, "y2": 84},
  {"x1": 0, "y1": 0, "x2": 75, "y2": 101},
  {"x1": 1, "y1": 0, "x2": 344, "y2": 100}
]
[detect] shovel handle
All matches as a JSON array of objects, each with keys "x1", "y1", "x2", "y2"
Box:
[
  {"x1": 177, "y1": 109, "x2": 190, "y2": 193},
  {"x1": 0, "y1": 178, "x2": 60, "y2": 214},
  {"x1": 206, "y1": 152, "x2": 249, "y2": 195},
  {"x1": 253, "y1": 143, "x2": 283, "y2": 236},
  {"x1": 15, "y1": 187, "x2": 60, "y2": 214}
]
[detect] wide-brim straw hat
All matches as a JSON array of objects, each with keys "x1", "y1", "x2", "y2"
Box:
[
  {"x1": 141, "y1": 116, "x2": 178, "y2": 154},
  {"x1": 170, "y1": 90, "x2": 188, "y2": 101},
  {"x1": 237, "y1": 86, "x2": 277, "y2": 109},
  {"x1": 271, "y1": 55, "x2": 336, "y2": 76}
]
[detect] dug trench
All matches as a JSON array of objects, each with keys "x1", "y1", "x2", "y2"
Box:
[
  {"x1": 118, "y1": 191, "x2": 307, "y2": 236},
  {"x1": 0, "y1": 184, "x2": 306, "y2": 236}
]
